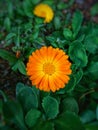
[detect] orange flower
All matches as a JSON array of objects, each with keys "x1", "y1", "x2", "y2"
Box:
[{"x1": 26, "y1": 46, "x2": 72, "y2": 92}]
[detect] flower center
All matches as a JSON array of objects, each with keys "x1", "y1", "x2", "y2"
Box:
[{"x1": 43, "y1": 63, "x2": 55, "y2": 75}]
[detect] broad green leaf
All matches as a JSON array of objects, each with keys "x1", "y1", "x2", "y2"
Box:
[
  {"x1": 65, "y1": 75, "x2": 76, "y2": 92},
  {"x1": 96, "y1": 105, "x2": 98, "y2": 120},
  {"x1": 16, "y1": 82, "x2": 25, "y2": 96},
  {"x1": 63, "y1": 28, "x2": 73, "y2": 40},
  {"x1": 69, "y1": 42, "x2": 88, "y2": 67},
  {"x1": 55, "y1": 111, "x2": 85, "y2": 130},
  {"x1": 25, "y1": 109, "x2": 41, "y2": 127},
  {"x1": 23, "y1": 0, "x2": 34, "y2": 17},
  {"x1": 42, "y1": 96, "x2": 59, "y2": 119},
  {"x1": 33, "y1": 120, "x2": 54, "y2": 130},
  {"x1": 0, "y1": 126, "x2": 14, "y2": 130},
  {"x1": 84, "y1": 35, "x2": 98, "y2": 54},
  {"x1": 72, "y1": 10, "x2": 83, "y2": 37},
  {"x1": 3, "y1": 100, "x2": 27, "y2": 130},
  {"x1": 80, "y1": 110, "x2": 96, "y2": 124},
  {"x1": 17, "y1": 60, "x2": 26, "y2": 75},
  {"x1": 56, "y1": 88, "x2": 66, "y2": 94},
  {"x1": 17, "y1": 85, "x2": 38, "y2": 112},
  {"x1": 87, "y1": 62, "x2": 98, "y2": 79},
  {"x1": 61, "y1": 97, "x2": 79, "y2": 114},
  {"x1": 0, "y1": 49, "x2": 17, "y2": 66},
  {"x1": 90, "y1": 3, "x2": 98, "y2": 16},
  {"x1": 85, "y1": 124, "x2": 98, "y2": 130}
]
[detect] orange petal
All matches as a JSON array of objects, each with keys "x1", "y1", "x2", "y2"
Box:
[
  {"x1": 38, "y1": 75, "x2": 50, "y2": 91},
  {"x1": 48, "y1": 76, "x2": 57, "y2": 92}
]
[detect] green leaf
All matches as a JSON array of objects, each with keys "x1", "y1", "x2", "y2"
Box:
[
  {"x1": 12, "y1": 60, "x2": 26, "y2": 75},
  {"x1": 23, "y1": 0, "x2": 34, "y2": 17},
  {"x1": 5, "y1": 33, "x2": 16, "y2": 41},
  {"x1": 4, "y1": 17, "x2": 11, "y2": 31},
  {"x1": 42, "y1": 96, "x2": 59, "y2": 119},
  {"x1": 84, "y1": 35, "x2": 98, "y2": 54},
  {"x1": 0, "y1": 100, "x2": 3, "y2": 114},
  {"x1": 90, "y1": 3, "x2": 98, "y2": 16},
  {"x1": 17, "y1": 60, "x2": 26, "y2": 75},
  {"x1": 25, "y1": 109, "x2": 41, "y2": 127},
  {"x1": 31, "y1": 0, "x2": 41, "y2": 4},
  {"x1": 74, "y1": 69, "x2": 83, "y2": 84},
  {"x1": 42, "y1": 0, "x2": 54, "y2": 6},
  {"x1": 55, "y1": 111, "x2": 85, "y2": 130},
  {"x1": 75, "y1": 34, "x2": 85, "y2": 42},
  {"x1": 69, "y1": 42, "x2": 88, "y2": 67},
  {"x1": 63, "y1": 28, "x2": 73, "y2": 40},
  {"x1": 16, "y1": 82, "x2": 26, "y2": 96},
  {"x1": 0, "y1": 126, "x2": 14, "y2": 130},
  {"x1": 3, "y1": 100, "x2": 27, "y2": 130},
  {"x1": 0, "y1": 90, "x2": 7, "y2": 102},
  {"x1": 80, "y1": 110, "x2": 96, "y2": 124},
  {"x1": 61, "y1": 97, "x2": 79, "y2": 114},
  {"x1": 85, "y1": 124, "x2": 98, "y2": 130},
  {"x1": 91, "y1": 92, "x2": 98, "y2": 100},
  {"x1": 87, "y1": 62, "x2": 98, "y2": 79},
  {"x1": 0, "y1": 49, "x2": 17, "y2": 66},
  {"x1": 33, "y1": 120, "x2": 54, "y2": 130},
  {"x1": 7, "y1": 1, "x2": 14, "y2": 18},
  {"x1": 57, "y1": 2, "x2": 68, "y2": 10},
  {"x1": 32, "y1": 28, "x2": 39, "y2": 40},
  {"x1": 25, "y1": 47, "x2": 35, "y2": 58},
  {"x1": 65, "y1": 75, "x2": 76, "y2": 92},
  {"x1": 72, "y1": 10, "x2": 83, "y2": 37},
  {"x1": 54, "y1": 16, "x2": 61, "y2": 30},
  {"x1": 16, "y1": 84, "x2": 38, "y2": 112},
  {"x1": 96, "y1": 105, "x2": 98, "y2": 120}
]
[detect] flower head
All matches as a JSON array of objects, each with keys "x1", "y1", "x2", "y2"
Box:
[
  {"x1": 26, "y1": 46, "x2": 72, "y2": 92},
  {"x1": 33, "y1": 3, "x2": 54, "y2": 23}
]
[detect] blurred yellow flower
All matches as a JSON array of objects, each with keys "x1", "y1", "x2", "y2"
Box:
[
  {"x1": 26, "y1": 46, "x2": 72, "y2": 92},
  {"x1": 33, "y1": 3, "x2": 54, "y2": 23}
]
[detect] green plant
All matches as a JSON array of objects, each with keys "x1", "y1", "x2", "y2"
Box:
[
  {"x1": 0, "y1": 0, "x2": 98, "y2": 130},
  {"x1": 0, "y1": 82, "x2": 98, "y2": 130},
  {"x1": 0, "y1": 83, "x2": 83, "y2": 130}
]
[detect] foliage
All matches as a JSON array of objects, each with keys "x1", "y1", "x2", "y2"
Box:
[{"x1": 0, "y1": 0, "x2": 98, "y2": 130}]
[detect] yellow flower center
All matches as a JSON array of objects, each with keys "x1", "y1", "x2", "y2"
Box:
[{"x1": 43, "y1": 63, "x2": 55, "y2": 75}]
